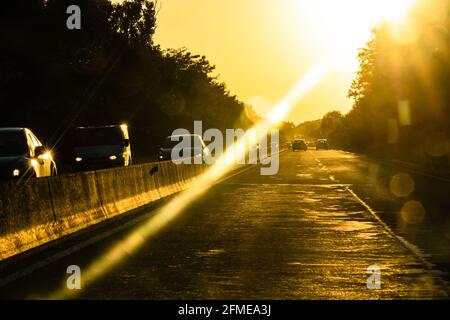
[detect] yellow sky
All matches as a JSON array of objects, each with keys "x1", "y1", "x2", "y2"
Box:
[{"x1": 151, "y1": 0, "x2": 413, "y2": 123}]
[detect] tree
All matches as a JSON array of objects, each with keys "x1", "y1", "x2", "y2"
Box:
[
  {"x1": 0, "y1": 0, "x2": 255, "y2": 165},
  {"x1": 343, "y1": 0, "x2": 450, "y2": 164}
]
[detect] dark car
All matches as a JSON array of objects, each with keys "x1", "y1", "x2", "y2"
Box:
[
  {"x1": 316, "y1": 139, "x2": 329, "y2": 150},
  {"x1": 0, "y1": 128, "x2": 57, "y2": 179},
  {"x1": 70, "y1": 125, "x2": 132, "y2": 171},
  {"x1": 292, "y1": 139, "x2": 308, "y2": 151}
]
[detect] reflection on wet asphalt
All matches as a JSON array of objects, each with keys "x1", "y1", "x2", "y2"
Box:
[{"x1": 0, "y1": 150, "x2": 448, "y2": 299}]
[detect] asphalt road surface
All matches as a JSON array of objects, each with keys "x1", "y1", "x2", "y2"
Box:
[{"x1": 1, "y1": 150, "x2": 449, "y2": 299}]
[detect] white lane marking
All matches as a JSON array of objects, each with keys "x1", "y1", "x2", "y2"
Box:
[
  {"x1": 297, "y1": 173, "x2": 314, "y2": 178},
  {"x1": 214, "y1": 165, "x2": 255, "y2": 184},
  {"x1": 346, "y1": 187, "x2": 432, "y2": 268},
  {"x1": 220, "y1": 183, "x2": 353, "y2": 187},
  {"x1": 346, "y1": 186, "x2": 449, "y2": 295}
]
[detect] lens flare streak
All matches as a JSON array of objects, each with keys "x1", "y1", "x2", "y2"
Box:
[{"x1": 46, "y1": 62, "x2": 329, "y2": 299}]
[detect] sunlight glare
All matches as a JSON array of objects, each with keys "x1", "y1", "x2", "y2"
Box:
[
  {"x1": 307, "y1": 0, "x2": 415, "y2": 54},
  {"x1": 269, "y1": 64, "x2": 327, "y2": 124},
  {"x1": 45, "y1": 60, "x2": 329, "y2": 299},
  {"x1": 44, "y1": 0, "x2": 409, "y2": 299}
]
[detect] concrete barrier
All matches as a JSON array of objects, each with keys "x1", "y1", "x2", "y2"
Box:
[
  {"x1": 0, "y1": 179, "x2": 55, "y2": 261},
  {"x1": 0, "y1": 160, "x2": 208, "y2": 262},
  {"x1": 96, "y1": 165, "x2": 155, "y2": 218},
  {"x1": 48, "y1": 172, "x2": 107, "y2": 236},
  {"x1": 153, "y1": 161, "x2": 176, "y2": 197},
  {"x1": 137, "y1": 163, "x2": 161, "y2": 204}
]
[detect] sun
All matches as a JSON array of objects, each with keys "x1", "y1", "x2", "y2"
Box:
[
  {"x1": 373, "y1": 0, "x2": 415, "y2": 21},
  {"x1": 305, "y1": 0, "x2": 415, "y2": 54}
]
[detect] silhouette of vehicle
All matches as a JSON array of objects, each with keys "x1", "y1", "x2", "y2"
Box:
[
  {"x1": 70, "y1": 125, "x2": 132, "y2": 170},
  {"x1": 0, "y1": 127, "x2": 57, "y2": 179},
  {"x1": 316, "y1": 139, "x2": 329, "y2": 150},
  {"x1": 158, "y1": 134, "x2": 210, "y2": 162},
  {"x1": 286, "y1": 141, "x2": 293, "y2": 150},
  {"x1": 292, "y1": 139, "x2": 308, "y2": 151}
]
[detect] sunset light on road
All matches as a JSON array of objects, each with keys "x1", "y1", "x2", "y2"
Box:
[{"x1": 1, "y1": 0, "x2": 450, "y2": 311}]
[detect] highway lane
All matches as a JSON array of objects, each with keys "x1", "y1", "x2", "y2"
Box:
[
  {"x1": 0, "y1": 150, "x2": 449, "y2": 299},
  {"x1": 314, "y1": 151, "x2": 450, "y2": 280}
]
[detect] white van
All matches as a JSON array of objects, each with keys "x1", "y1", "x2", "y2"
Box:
[{"x1": 71, "y1": 125, "x2": 132, "y2": 170}]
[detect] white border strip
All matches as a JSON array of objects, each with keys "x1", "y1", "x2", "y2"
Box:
[{"x1": 346, "y1": 186, "x2": 449, "y2": 296}]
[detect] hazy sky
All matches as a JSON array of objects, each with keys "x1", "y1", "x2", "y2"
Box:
[{"x1": 151, "y1": 0, "x2": 413, "y2": 123}]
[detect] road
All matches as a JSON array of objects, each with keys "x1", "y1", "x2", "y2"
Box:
[{"x1": 0, "y1": 150, "x2": 449, "y2": 299}]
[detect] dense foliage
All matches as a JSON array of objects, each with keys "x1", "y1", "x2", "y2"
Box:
[
  {"x1": 0, "y1": 0, "x2": 255, "y2": 162},
  {"x1": 316, "y1": 0, "x2": 450, "y2": 166}
]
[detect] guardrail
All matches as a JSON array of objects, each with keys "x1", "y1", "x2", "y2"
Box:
[{"x1": 0, "y1": 161, "x2": 208, "y2": 261}]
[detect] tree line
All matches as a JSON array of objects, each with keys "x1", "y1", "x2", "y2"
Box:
[
  {"x1": 0, "y1": 0, "x2": 256, "y2": 163},
  {"x1": 309, "y1": 0, "x2": 450, "y2": 167}
]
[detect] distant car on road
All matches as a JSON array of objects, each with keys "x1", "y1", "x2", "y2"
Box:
[
  {"x1": 292, "y1": 139, "x2": 308, "y2": 151},
  {"x1": 316, "y1": 139, "x2": 329, "y2": 150},
  {"x1": 286, "y1": 141, "x2": 292, "y2": 150},
  {"x1": 158, "y1": 134, "x2": 210, "y2": 162},
  {"x1": 71, "y1": 125, "x2": 132, "y2": 170},
  {"x1": 0, "y1": 127, "x2": 57, "y2": 179}
]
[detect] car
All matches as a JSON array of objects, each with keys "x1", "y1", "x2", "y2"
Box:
[
  {"x1": 70, "y1": 125, "x2": 132, "y2": 170},
  {"x1": 0, "y1": 127, "x2": 57, "y2": 179},
  {"x1": 292, "y1": 139, "x2": 308, "y2": 151},
  {"x1": 286, "y1": 141, "x2": 292, "y2": 150},
  {"x1": 316, "y1": 139, "x2": 329, "y2": 150},
  {"x1": 158, "y1": 134, "x2": 210, "y2": 162}
]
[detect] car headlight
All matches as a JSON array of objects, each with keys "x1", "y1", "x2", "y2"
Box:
[
  {"x1": 109, "y1": 155, "x2": 117, "y2": 160},
  {"x1": 75, "y1": 157, "x2": 83, "y2": 162},
  {"x1": 42, "y1": 151, "x2": 52, "y2": 160},
  {"x1": 12, "y1": 169, "x2": 20, "y2": 177}
]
